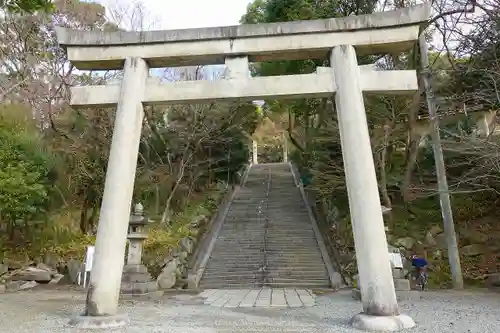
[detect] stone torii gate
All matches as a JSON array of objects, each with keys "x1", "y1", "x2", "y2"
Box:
[{"x1": 56, "y1": 4, "x2": 430, "y2": 331}]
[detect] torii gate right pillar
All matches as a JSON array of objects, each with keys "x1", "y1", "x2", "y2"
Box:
[{"x1": 331, "y1": 45, "x2": 415, "y2": 330}]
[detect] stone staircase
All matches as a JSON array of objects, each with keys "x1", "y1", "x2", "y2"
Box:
[{"x1": 199, "y1": 163, "x2": 332, "y2": 289}]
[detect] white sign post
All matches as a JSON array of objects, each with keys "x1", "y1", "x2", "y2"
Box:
[{"x1": 77, "y1": 245, "x2": 95, "y2": 288}]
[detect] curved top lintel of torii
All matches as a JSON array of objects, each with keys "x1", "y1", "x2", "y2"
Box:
[{"x1": 55, "y1": 4, "x2": 431, "y2": 71}]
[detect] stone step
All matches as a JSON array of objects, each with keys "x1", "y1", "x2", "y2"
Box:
[
  {"x1": 209, "y1": 250, "x2": 323, "y2": 255},
  {"x1": 203, "y1": 263, "x2": 328, "y2": 270},
  {"x1": 199, "y1": 276, "x2": 330, "y2": 284},
  {"x1": 199, "y1": 281, "x2": 330, "y2": 289},
  {"x1": 210, "y1": 249, "x2": 322, "y2": 254},
  {"x1": 206, "y1": 264, "x2": 328, "y2": 271},
  {"x1": 211, "y1": 243, "x2": 320, "y2": 247},
  {"x1": 208, "y1": 254, "x2": 324, "y2": 260},
  {"x1": 202, "y1": 271, "x2": 329, "y2": 279},
  {"x1": 218, "y1": 232, "x2": 316, "y2": 236},
  {"x1": 199, "y1": 163, "x2": 331, "y2": 289}
]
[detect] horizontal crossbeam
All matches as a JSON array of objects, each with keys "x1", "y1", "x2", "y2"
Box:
[
  {"x1": 70, "y1": 69, "x2": 418, "y2": 108},
  {"x1": 56, "y1": 4, "x2": 430, "y2": 70}
]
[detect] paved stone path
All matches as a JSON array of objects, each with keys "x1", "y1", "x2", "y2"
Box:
[
  {"x1": 200, "y1": 288, "x2": 316, "y2": 308},
  {"x1": 1, "y1": 288, "x2": 499, "y2": 332}
]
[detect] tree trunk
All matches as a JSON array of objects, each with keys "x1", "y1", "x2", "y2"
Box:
[
  {"x1": 80, "y1": 198, "x2": 89, "y2": 234},
  {"x1": 379, "y1": 124, "x2": 393, "y2": 210},
  {"x1": 88, "y1": 206, "x2": 98, "y2": 235},
  {"x1": 161, "y1": 163, "x2": 186, "y2": 224}
]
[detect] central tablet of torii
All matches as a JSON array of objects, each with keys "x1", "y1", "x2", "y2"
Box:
[{"x1": 56, "y1": 4, "x2": 430, "y2": 331}]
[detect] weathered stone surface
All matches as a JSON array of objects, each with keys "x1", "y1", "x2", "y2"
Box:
[
  {"x1": 5, "y1": 281, "x2": 22, "y2": 291},
  {"x1": 392, "y1": 268, "x2": 403, "y2": 279},
  {"x1": 9, "y1": 267, "x2": 51, "y2": 282},
  {"x1": 487, "y1": 273, "x2": 500, "y2": 287},
  {"x1": 120, "y1": 290, "x2": 164, "y2": 301},
  {"x1": 435, "y1": 232, "x2": 460, "y2": 249},
  {"x1": 394, "y1": 237, "x2": 415, "y2": 250},
  {"x1": 190, "y1": 215, "x2": 206, "y2": 228},
  {"x1": 123, "y1": 264, "x2": 148, "y2": 274},
  {"x1": 0, "y1": 264, "x2": 8, "y2": 276},
  {"x1": 425, "y1": 232, "x2": 437, "y2": 246},
  {"x1": 121, "y1": 263, "x2": 157, "y2": 295},
  {"x1": 431, "y1": 249, "x2": 443, "y2": 260},
  {"x1": 122, "y1": 272, "x2": 151, "y2": 283},
  {"x1": 350, "y1": 312, "x2": 416, "y2": 332},
  {"x1": 121, "y1": 281, "x2": 158, "y2": 295},
  {"x1": 49, "y1": 274, "x2": 64, "y2": 284},
  {"x1": 467, "y1": 231, "x2": 489, "y2": 243},
  {"x1": 6, "y1": 280, "x2": 38, "y2": 292},
  {"x1": 157, "y1": 260, "x2": 178, "y2": 289},
  {"x1": 36, "y1": 263, "x2": 55, "y2": 274},
  {"x1": 199, "y1": 163, "x2": 333, "y2": 289},
  {"x1": 0, "y1": 284, "x2": 5, "y2": 293},
  {"x1": 178, "y1": 251, "x2": 189, "y2": 264},
  {"x1": 393, "y1": 278, "x2": 411, "y2": 291},
  {"x1": 20, "y1": 281, "x2": 39, "y2": 290},
  {"x1": 352, "y1": 288, "x2": 422, "y2": 302},
  {"x1": 181, "y1": 238, "x2": 194, "y2": 254},
  {"x1": 68, "y1": 314, "x2": 128, "y2": 329},
  {"x1": 460, "y1": 244, "x2": 484, "y2": 256},
  {"x1": 67, "y1": 259, "x2": 82, "y2": 284},
  {"x1": 428, "y1": 225, "x2": 443, "y2": 236},
  {"x1": 425, "y1": 226, "x2": 445, "y2": 246}
]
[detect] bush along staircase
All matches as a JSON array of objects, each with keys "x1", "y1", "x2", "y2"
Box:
[{"x1": 197, "y1": 163, "x2": 337, "y2": 289}]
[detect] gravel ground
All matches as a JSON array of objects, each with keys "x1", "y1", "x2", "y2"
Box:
[{"x1": 0, "y1": 288, "x2": 499, "y2": 332}]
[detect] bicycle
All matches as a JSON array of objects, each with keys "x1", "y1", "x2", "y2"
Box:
[
  {"x1": 404, "y1": 254, "x2": 429, "y2": 291},
  {"x1": 415, "y1": 267, "x2": 428, "y2": 291}
]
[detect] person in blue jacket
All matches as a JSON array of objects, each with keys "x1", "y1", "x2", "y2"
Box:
[{"x1": 410, "y1": 254, "x2": 428, "y2": 288}]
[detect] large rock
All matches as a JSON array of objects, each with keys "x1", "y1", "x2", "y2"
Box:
[
  {"x1": 460, "y1": 244, "x2": 484, "y2": 256},
  {"x1": 180, "y1": 238, "x2": 194, "y2": 254},
  {"x1": 5, "y1": 280, "x2": 38, "y2": 292},
  {"x1": 487, "y1": 273, "x2": 500, "y2": 287},
  {"x1": 9, "y1": 267, "x2": 51, "y2": 282},
  {"x1": 394, "y1": 237, "x2": 416, "y2": 250},
  {"x1": 0, "y1": 264, "x2": 8, "y2": 276},
  {"x1": 49, "y1": 274, "x2": 65, "y2": 284},
  {"x1": 431, "y1": 249, "x2": 443, "y2": 260},
  {"x1": 435, "y1": 232, "x2": 460, "y2": 249},
  {"x1": 178, "y1": 251, "x2": 189, "y2": 264},
  {"x1": 36, "y1": 263, "x2": 55, "y2": 273},
  {"x1": 157, "y1": 259, "x2": 178, "y2": 289},
  {"x1": 425, "y1": 226, "x2": 443, "y2": 246},
  {"x1": 466, "y1": 231, "x2": 489, "y2": 244},
  {"x1": 190, "y1": 215, "x2": 207, "y2": 228},
  {"x1": 428, "y1": 225, "x2": 443, "y2": 236}
]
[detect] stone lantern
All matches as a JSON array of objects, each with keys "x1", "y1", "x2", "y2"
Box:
[
  {"x1": 120, "y1": 203, "x2": 160, "y2": 298},
  {"x1": 126, "y1": 203, "x2": 148, "y2": 266}
]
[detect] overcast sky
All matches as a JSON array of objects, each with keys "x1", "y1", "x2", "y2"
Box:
[{"x1": 100, "y1": 0, "x2": 251, "y2": 30}]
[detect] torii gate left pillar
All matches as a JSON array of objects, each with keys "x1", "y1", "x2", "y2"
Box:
[{"x1": 68, "y1": 57, "x2": 148, "y2": 328}]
